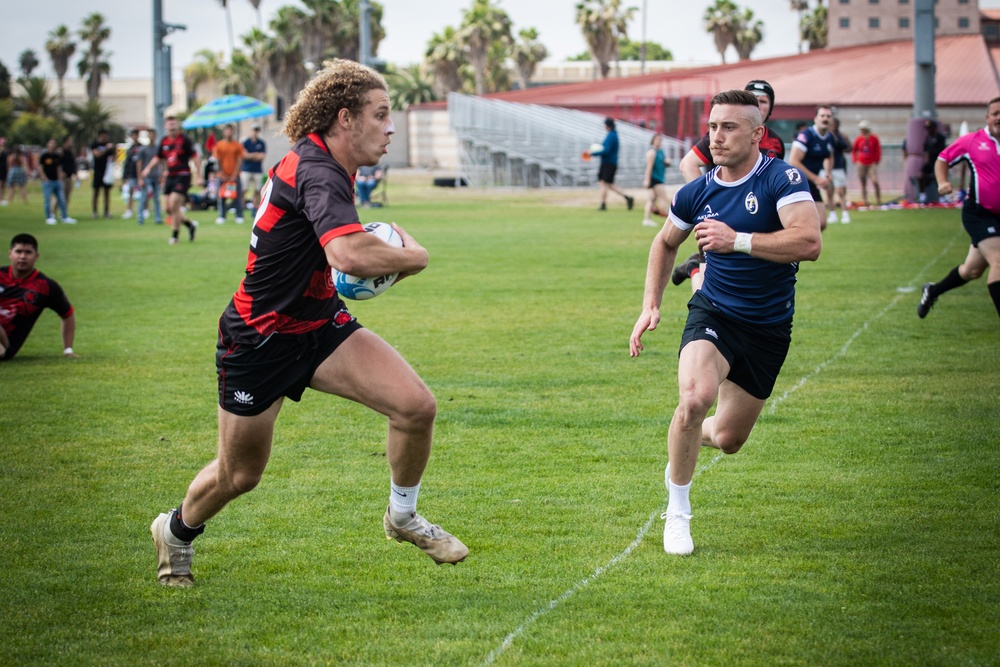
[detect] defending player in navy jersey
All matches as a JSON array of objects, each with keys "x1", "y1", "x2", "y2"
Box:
[
  {"x1": 629, "y1": 90, "x2": 822, "y2": 556},
  {"x1": 150, "y1": 59, "x2": 468, "y2": 588},
  {"x1": 789, "y1": 105, "x2": 835, "y2": 231}
]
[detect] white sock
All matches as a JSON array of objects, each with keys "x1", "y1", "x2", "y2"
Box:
[
  {"x1": 667, "y1": 473, "x2": 692, "y2": 517},
  {"x1": 389, "y1": 481, "x2": 420, "y2": 518}
]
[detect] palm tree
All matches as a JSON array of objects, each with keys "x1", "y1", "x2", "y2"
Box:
[
  {"x1": 64, "y1": 98, "x2": 118, "y2": 148},
  {"x1": 184, "y1": 49, "x2": 224, "y2": 111},
  {"x1": 790, "y1": 0, "x2": 809, "y2": 53},
  {"x1": 801, "y1": 0, "x2": 827, "y2": 50},
  {"x1": 424, "y1": 27, "x2": 466, "y2": 97},
  {"x1": 15, "y1": 77, "x2": 59, "y2": 116},
  {"x1": 512, "y1": 28, "x2": 548, "y2": 90},
  {"x1": 385, "y1": 64, "x2": 437, "y2": 110},
  {"x1": 240, "y1": 27, "x2": 271, "y2": 101},
  {"x1": 458, "y1": 0, "x2": 513, "y2": 95},
  {"x1": 703, "y1": 0, "x2": 740, "y2": 64},
  {"x1": 222, "y1": 51, "x2": 255, "y2": 96},
  {"x1": 267, "y1": 5, "x2": 309, "y2": 117},
  {"x1": 734, "y1": 8, "x2": 764, "y2": 61},
  {"x1": 77, "y1": 13, "x2": 112, "y2": 100},
  {"x1": 18, "y1": 49, "x2": 40, "y2": 79},
  {"x1": 575, "y1": 0, "x2": 637, "y2": 80},
  {"x1": 45, "y1": 25, "x2": 76, "y2": 103}
]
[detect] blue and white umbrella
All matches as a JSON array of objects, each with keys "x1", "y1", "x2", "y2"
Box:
[{"x1": 181, "y1": 94, "x2": 273, "y2": 129}]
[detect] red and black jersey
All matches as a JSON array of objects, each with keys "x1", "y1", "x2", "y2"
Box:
[
  {"x1": 691, "y1": 126, "x2": 786, "y2": 166},
  {"x1": 0, "y1": 266, "x2": 73, "y2": 360},
  {"x1": 220, "y1": 133, "x2": 363, "y2": 345},
  {"x1": 157, "y1": 132, "x2": 197, "y2": 176}
]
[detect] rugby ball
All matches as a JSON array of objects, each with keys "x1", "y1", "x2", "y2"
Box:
[{"x1": 332, "y1": 221, "x2": 402, "y2": 300}]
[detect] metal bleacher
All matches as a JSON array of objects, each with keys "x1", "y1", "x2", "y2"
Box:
[{"x1": 448, "y1": 93, "x2": 687, "y2": 189}]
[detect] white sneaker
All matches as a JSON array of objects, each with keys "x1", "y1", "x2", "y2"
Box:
[
  {"x1": 168, "y1": 237, "x2": 178, "y2": 245},
  {"x1": 45, "y1": 217, "x2": 57, "y2": 225},
  {"x1": 122, "y1": 210, "x2": 133, "y2": 219},
  {"x1": 62, "y1": 217, "x2": 77, "y2": 224},
  {"x1": 840, "y1": 211, "x2": 851, "y2": 224},
  {"x1": 662, "y1": 511, "x2": 694, "y2": 555},
  {"x1": 826, "y1": 211, "x2": 838, "y2": 224},
  {"x1": 215, "y1": 216, "x2": 225, "y2": 224},
  {"x1": 236, "y1": 217, "x2": 245, "y2": 224},
  {"x1": 1, "y1": 200, "x2": 7, "y2": 206},
  {"x1": 641, "y1": 219, "x2": 658, "y2": 227}
]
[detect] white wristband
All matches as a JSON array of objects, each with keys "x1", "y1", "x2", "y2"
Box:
[
  {"x1": 63, "y1": 347, "x2": 74, "y2": 355},
  {"x1": 734, "y1": 232, "x2": 753, "y2": 254}
]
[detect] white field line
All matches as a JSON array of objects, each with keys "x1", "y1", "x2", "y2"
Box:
[{"x1": 477, "y1": 234, "x2": 961, "y2": 667}]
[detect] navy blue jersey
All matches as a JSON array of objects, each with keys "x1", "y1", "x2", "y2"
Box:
[
  {"x1": 669, "y1": 155, "x2": 814, "y2": 325},
  {"x1": 594, "y1": 130, "x2": 619, "y2": 166},
  {"x1": 792, "y1": 125, "x2": 833, "y2": 175}
]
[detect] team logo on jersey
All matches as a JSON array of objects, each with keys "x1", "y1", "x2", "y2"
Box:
[
  {"x1": 23, "y1": 290, "x2": 39, "y2": 306},
  {"x1": 234, "y1": 390, "x2": 254, "y2": 405},
  {"x1": 697, "y1": 204, "x2": 720, "y2": 222},
  {"x1": 332, "y1": 308, "x2": 355, "y2": 328},
  {"x1": 745, "y1": 192, "x2": 759, "y2": 214},
  {"x1": 978, "y1": 141, "x2": 992, "y2": 151},
  {"x1": 785, "y1": 169, "x2": 802, "y2": 185}
]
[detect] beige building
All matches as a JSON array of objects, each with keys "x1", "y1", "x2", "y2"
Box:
[{"x1": 828, "y1": 0, "x2": 982, "y2": 49}]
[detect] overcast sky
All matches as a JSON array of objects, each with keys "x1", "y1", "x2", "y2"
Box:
[
  {"x1": 3, "y1": 0, "x2": 999, "y2": 82},
  {"x1": 2, "y1": 0, "x2": 802, "y2": 81}
]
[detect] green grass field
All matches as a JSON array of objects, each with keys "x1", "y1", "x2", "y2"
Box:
[{"x1": 1, "y1": 176, "x2": 998, "y2": 666}]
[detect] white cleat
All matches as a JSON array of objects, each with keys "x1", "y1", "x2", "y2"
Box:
[{"x1": 662, "y1": 511, "x2": 694, "y2": 555}]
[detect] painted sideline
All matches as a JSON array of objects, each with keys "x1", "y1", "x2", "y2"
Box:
[{"x1": 477, "y1": 235, "x2": 961, "y2": 666}]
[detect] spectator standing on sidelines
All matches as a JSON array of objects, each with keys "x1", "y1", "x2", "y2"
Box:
[
  {"x1": 1, "y1": 233, "x2": 80, "y2": 361},
  {"x1": 641, "y1": 134, "x2": 670, "y2": 228},
  {"x1": 90, "y1": 129, "x2": 115, "y2": 219},
  {"x1": 1, "y1": 137, "x2": 11, "y2": 205},
  {"x1": 823, "y1": 117, "x2": 851, "y2": 224},
  {"x1": 918, "y1": 96, "x2": 1000, "y2": 323},
  {"x1": 213, "y1": 124, "x2": 246, "y2": 224},
  {"x1": 39, "y1": 138, "x2": 76, "y2": 225},
  {"x1": 60, "y1": 136, "x2": 79, "y2": 209},
  {"x1": 6, "y1": 145, "x2": 30, "y2": 205},
  {"x1": 121, "y1": 129, "x2": 142, "y2": 219},
  {"x1": 149, "y1": 59, "x2": 468, "y2": 588},
  {"x1": 589, "y1": 117, "x2": 635, "y2": 212},
  {"x1": 788, "y1": 105, "x2": 834, "y2": 230},
  {"x1": 241, "y1": 125, "x2": 267, "y2": 210},
  {"x1": 141, "y1": 117, "x2": 202, "y2": 244},
  {"x1": 629, "y1": 90, "x2": 821, "y2": 556},
  {"x1": 851, "y1": 121, "x2": 882, "y2": 206},
  {"x1": 135, "y1": 128, "x2": 163, "y2": 225}
]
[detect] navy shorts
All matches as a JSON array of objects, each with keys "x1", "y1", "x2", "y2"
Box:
[
  {"x1": 807, "y1": 179, "x2": 823, "y2": 202},
  {"x1": 962, "y1": 203, "x2": 1000, "y2": 247},
  {"x1": 598, "y1": 163, "x2": 618, "y2": 184},
  {"x1": 216, "y1": 311, "x2": 362, "y2": 416},
  {"x1": 680, "y1": 292, "x2": 792, "y2": 400}
]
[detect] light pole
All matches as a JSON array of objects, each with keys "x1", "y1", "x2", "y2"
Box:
[{"x1": 152, "y1": 0, "x2": 186, "y2": 136}]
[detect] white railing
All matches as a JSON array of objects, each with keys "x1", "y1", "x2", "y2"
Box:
[{"x1": 449, "y1": 93, "x2": 687, "y2": 189}]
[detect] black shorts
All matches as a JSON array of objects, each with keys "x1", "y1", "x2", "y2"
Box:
[
  {"x1": 680, "y1": 292, "x2": 792, "y2": 400},
  {"x1": 962, "y1": 203, "x2": 1000, "y2": 247},
  {"x1": 164, "y1": 174, "x2": 192, "y2": 197},
  {"x1": 598, "y1": 163, "x2": 617, "y2": 184},
  {"x1": 216, "y1": 311, "x2": 362, "y2": 416},
  {"x1": 807, "y1": 179, "x2": 823, "y2": 202}
]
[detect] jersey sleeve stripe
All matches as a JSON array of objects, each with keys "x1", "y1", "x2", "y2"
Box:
[
  {"x1": 319, "y1": 223, "x2": 365, "y2": 248},
  {"x1": 274, "y1": 151, "x2": 300, "y2": 189},
  {"x1": 776, "y1": 192, "x2": 815, "y2": 209}
]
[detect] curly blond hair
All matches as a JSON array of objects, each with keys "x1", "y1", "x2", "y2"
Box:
[{"x1": 282, "y1": 59, "x2": 387, "y2": 143}]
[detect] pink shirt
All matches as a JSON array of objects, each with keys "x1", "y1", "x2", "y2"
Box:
[{"x1": 938, "y1": 128, "x2": 1000, "y2": 214}]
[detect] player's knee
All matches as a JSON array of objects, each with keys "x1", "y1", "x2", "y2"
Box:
[
  {"x1": 226, "y1": 469, "x2": 263, "y2": 496},
  {"x1": 714, "y1": 429, "x2": 747, "y2": 455},
  {"x1": 675, "y1": 391, "x2": 715, "y2": 428},
  {"x1": 396, "y1": 389, "x2": 437, "y2": 432}
]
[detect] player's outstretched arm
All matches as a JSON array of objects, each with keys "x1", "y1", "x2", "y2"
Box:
[{"x1": 630, "y1": 223, "x2": 690, "y2": 357}]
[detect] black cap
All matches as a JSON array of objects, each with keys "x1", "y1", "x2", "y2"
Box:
[{"x1": 745, "y1": 80, "x2": 775, "y2": 121}]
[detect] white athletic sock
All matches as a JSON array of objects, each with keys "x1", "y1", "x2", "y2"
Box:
[
  {"x1": 389, "y1": 481, "x2": 420, "y2": 518},
  {"x1": 667, "y1": 475, "x2": 692, "y2": 516}
]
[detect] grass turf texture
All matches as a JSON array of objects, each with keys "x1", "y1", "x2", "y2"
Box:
[{"x1": 1, "y1": 177, "x2": 998, "y2": 666}]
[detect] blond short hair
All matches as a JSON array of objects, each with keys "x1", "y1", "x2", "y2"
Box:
[{"x1": 283, "y1": 59, "x2": 388, "y2": 143}]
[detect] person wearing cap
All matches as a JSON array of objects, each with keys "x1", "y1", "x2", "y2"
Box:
[
  {"x1": 589, "y1": 117, "x2": 635, "y2": 211},
  {"x1": 241, "y1": 125, "x2": 267, "y2": 211},
  {"x1": 674, "y1": 80, "x2": 787, "y2": 289},
  {"x1": 851, "y1": 120, "x2": 882, "y2": 206}
]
